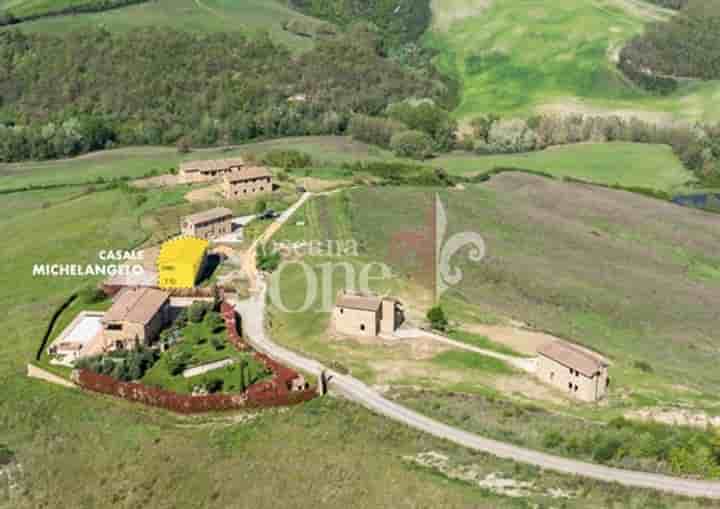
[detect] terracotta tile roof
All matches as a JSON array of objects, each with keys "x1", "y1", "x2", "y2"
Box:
[
  {"x1": 183, "y1": 207, "x2": 233, "y2": 225},
  {"x1": 224, "y1": 166, "x2": 272, "y2": 182},
  {"x1": 336, "y1": 293, "x2": 382, "y2": 312},
  {"x1": 179, "y1": 158, "x2": 245, "y2": 173},
  {"x1": 102, "y1": 287, "x2": 169, "y2": 325},
  {"x1": 538, "y1": 340, "x2": 608, "y2": 377}
]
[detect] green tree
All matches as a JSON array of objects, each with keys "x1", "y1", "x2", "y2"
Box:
[
  {"x1": 426, "y1": 305, "x2": 448, "y2": 331},
  {"x1": 255, "y1": 199, "x2": 268, "y2": 215},
  {"x1": 187, "y1": 301, "x2": 209, "y2": 323},
  {"x1": 256, "y1": 244, "x2": 281, "y2": 272},
  {"x1": 390, "y1": 130, "x2": 434, "y2": 159}
]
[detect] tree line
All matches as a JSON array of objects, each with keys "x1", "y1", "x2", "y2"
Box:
[
  {"x1": 0, "y1": 27, "x2": 452, "y2": 162},
  {"x1": 348, "y1": 104, "x2": 720, "y2": 185},
  {"x1": 619, "y1": 0, "x2": 720, "y2": 91}
]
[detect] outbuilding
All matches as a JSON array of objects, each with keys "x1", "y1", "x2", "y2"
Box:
[
  {"x1": 333, "y1": 292, "x2": 403, "y2": 337},
  {"x1": 536, "y1": 340, "x2": 609, "y2": 402},
  {"x1": 181, "y1": 207, "x2": 234, "y2": 240}
]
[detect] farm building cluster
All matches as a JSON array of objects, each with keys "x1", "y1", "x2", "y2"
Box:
[{"x1": 178, "y1": 157, "x2": 274, "y2": 202}]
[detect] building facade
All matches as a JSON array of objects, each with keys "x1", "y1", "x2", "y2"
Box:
[
  {"x1": 181, "y1": 208, "x2": 233, "y2": 240},
  {"x1": 536, "y1": 340, "x2": 609, "y2": 402},
  {"x1": 222, "y1": 167, "x2": 273, "y2": 200},
  {"x1": 100, "y1": 288, "x2": 171, "y2": 351},
  {"x1": 178, "y1": 158, "x2": 245, "y2": 184},
  {"x1": 333, "y1": 292, "x2": 403, "y2": 337}
]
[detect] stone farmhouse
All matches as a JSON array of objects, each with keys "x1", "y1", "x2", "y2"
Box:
[
  {"x1": 178, "y1": 158, "x2": 245, "y2": 184},
  {"x1": 222, "y1": 167, "x2": 273, "y2": 200},
  {"x1": 333, "y1": 292, "x2": 404, "y2": 338},
  {"x1": 536, "y1": 340, "x2": 609, "y2": 402},
  {"x1": 100, "y1": 287, "x2": 171, "y2": 352},
  {"x1": 181, "y1": 207, "x2": 234, "y2": 240}
]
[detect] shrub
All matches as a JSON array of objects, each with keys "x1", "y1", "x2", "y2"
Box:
[
  {"x1": 633, "y1": 360, "x2": 654, "y2": 373},
  {"x1": 262, "y1": 149, "x2": 312, "y2": 169},
  {"x1": 79, "y1": 285, "x2": 106, "y2": 304},
  {"x1": 0, "y1": 444, "x2": 13, "y2": 466},
  {"x1": 542, "y1": 430, "x2": 565, "y2": 449},
  {"x1": 204, "y1": 311, "x2": 226, "y2": 333},
  {"x1": 390, "y1": 129, "x2": 434, "y2": 159},
  {"x1": 211, "y1": 336, "x2": 226, "y2": 351},
  {"x1": 187, "y1": 301, "x2": 210, "y2": 323},
  {"x1": 592, "y1": 435, "x2": 623, "y2": 462},
  {"x1": 255, "y1": 199, "x2": 268, "y2": 214},
  {"x1": 204, "y1": 377, "x2": 224, "y2": 394},
  {"x1": 167, "y1": 350, "x2": 192, "y2": 376},
  {"x1": 257, "y1": 244, "x2": 281, "y2": 272},
  {"x1": 349, "y1": 114, "x2": 406, "y2": 148},
  {"x1": 427, "y1": 305, "x2": 448, "y2": 332}
]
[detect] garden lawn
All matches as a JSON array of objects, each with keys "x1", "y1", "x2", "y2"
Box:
[{"x1": 140, "y1": 313, "x2": 269, "y2": 394}]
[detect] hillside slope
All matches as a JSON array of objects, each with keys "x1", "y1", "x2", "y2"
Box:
[{"x1": 426, "y1": 0, "x2": 720, "y2": 122}]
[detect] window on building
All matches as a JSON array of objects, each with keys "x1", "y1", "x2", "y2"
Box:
[
  {"x1": 568, "y1": 382, "x2": 572, "y2": 390},
  {"x1": 550, "y1": 372, "x2": 554, "y2": 381},
  {"x1": 340, "y1": 308, "x2": 344, "y2": 314},
  {"x1": 360, "y1": 324, "x2": 365, "y2": 331},
  {"x1": 574, "y1": 384, "x2": 578, "y2": 392},
  {"x1": 106, "y1": 324, "x2": 123, "y2": 331}
]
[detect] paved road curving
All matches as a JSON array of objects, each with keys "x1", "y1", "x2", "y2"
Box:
[{"x1": 232, "y1": 193, "x2": 720, "y2": 500}]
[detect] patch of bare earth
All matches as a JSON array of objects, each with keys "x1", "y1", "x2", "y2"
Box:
[
  {"x1": 297, "y1": 177, "x2": 351, "y2": 193},
  {"x1": 537, "y1": 98, "x2": 678, "y2": 125},
  {"x1": 131, "y1": 174, "x2": 179, "y2": 188},
  {"x1": 404, "y1": 451, "x2": 574, "y2": 499},
  {"x1": 464, "y1": 321, "x2": 561, "y2": 356},
  {"x1": 599, "y1": 0, "x2": 673, "y2": 22},
  {"x1": 431, "y1": 0, "x2": 492, "y2": 31},
  {"x1": 491, "y1": 374, "x2": 569, "y2": 405},
  {"x1": 625, "y1": 408, "x2": 720, "y2": 429},
  {"x1": 185, "y1": 184, "x2": 223, "y2": 202}
]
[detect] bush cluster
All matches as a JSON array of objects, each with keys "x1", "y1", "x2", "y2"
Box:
[
  {"x1": 76, "y1": 346, "x2": 158, "y2": 382},
  {"x1": 541, "y1": 417, "x2": 720, "y2": 477}
]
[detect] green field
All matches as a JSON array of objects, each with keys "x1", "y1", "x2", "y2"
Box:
[
  {"x1": 0, "y1": 136, "x2": 696, "y2": 194},
  {"x1": 436, "y1": 142, "x2": 695, "y2": 191},
  {"x1": 3, "y1": 0, "x2": 324, "y2": 51},
  {"x1": 426, "y1": 0, "x2": 720, "y2": 122}
]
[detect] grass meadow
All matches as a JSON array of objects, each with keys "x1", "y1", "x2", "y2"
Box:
[
  {"x1": 426, "y1": 0, "x2": 720, "y2": 122},
  {"x1": 2, "y1": 0, "x2": 324, "y2": 51}
]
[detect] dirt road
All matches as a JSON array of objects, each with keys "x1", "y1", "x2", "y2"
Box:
[{"x1": 233, "y1": 192, "x2": 720, "y2": 499}]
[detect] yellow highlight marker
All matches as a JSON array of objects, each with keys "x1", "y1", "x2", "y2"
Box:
[{"x1": 157, "y1": 237, "x2": 209, "y2": 289}]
